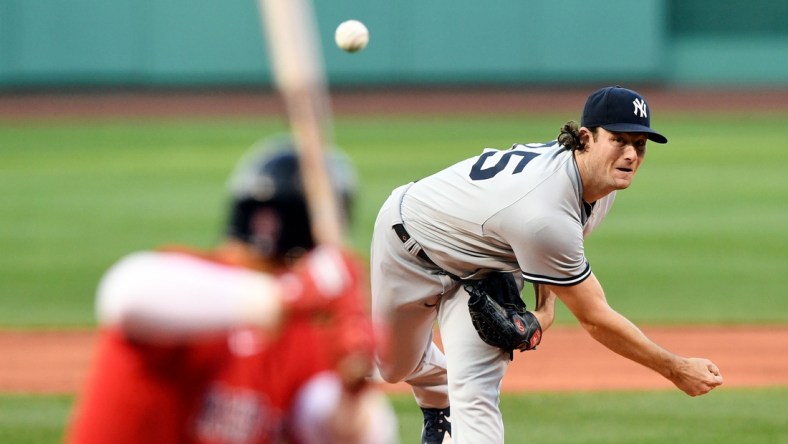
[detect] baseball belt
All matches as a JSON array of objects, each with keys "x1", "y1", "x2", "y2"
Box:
[
  {"x1": 392, "y1": 223, "x2": 435, "y2": 265},
  {"x1": 392, "y1": 224, "x2": 461, "y2": 281}
]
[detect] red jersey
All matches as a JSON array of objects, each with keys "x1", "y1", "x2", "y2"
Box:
[
  {"x1": 68, "y1": 319, "x2": 335, "y2": 444},
  {"x1": 66, "y1": 247, "x2": 372, "y2": 444}
]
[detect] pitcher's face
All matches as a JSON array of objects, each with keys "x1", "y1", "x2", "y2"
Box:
[{"x1": 581, "y1": 127, "x2": 647, "y2": 193}]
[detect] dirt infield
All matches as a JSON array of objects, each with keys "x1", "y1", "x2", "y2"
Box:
[{"x1": 1, "y1": 326, "x2": 787, "y2": 394}]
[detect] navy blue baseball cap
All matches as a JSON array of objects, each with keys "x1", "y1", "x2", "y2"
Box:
[{"x1": 581, "y1": 86, "x2": 668, "y2": 144}]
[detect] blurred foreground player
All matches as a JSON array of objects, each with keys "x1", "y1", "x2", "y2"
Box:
[{"x1": 66, "y1": 136, "x2": 398, "y2": 444}]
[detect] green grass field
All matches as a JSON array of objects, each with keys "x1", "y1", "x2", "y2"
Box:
[
  {"x1": 1, "y1": 113, "x2": 786, "y2": 327},
  {"x1": 4, "y1": 389, "x2": 787, "y2": 443},
  {"x1": 1, "y1": 111, "x2": 786, "y2": 442}
]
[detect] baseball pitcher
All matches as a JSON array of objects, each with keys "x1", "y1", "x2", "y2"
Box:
[{"x1": 370, "y1": 86, "x2": 723, "y2": 444}]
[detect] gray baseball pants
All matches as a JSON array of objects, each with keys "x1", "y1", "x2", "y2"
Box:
[{"x1": 370, "y1": 184, "x2": 510, "y2": 443}]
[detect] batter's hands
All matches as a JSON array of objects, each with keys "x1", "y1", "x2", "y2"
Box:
[{"x1": 669, "y1": 357, "x2": 723, "y2": 396}]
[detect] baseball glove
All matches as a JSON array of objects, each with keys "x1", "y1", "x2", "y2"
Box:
[{"x1": 463, "y1": 272, "x2": 542, "y2": 359}]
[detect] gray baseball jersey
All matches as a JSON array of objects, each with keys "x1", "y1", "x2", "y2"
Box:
[{"x1": 400, "y1": 141, "x2": 615, "y2": 284}]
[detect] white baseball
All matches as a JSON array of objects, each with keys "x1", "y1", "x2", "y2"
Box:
[{"x1": 335, "y1": 20, "x2": 369, "y2": 53}]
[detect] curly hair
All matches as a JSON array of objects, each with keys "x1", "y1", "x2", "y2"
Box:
[{"x1": 557, "y1": 121, "x2": 598, "y2": 151}]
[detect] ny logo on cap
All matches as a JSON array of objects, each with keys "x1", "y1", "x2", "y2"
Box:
[{"x1": 633, "y1": 98, "x2": 648, "y2": 118}]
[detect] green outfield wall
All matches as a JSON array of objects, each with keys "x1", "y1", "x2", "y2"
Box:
[{"x1": 0, "y1": 0, "x2": 785, "y2": 89}]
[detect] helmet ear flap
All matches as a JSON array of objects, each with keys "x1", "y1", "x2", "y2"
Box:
[
  {"x1": 226, "y1": 198, "x2": 314, "y2": 261},
  {"x1": 247, "y1": 206, "x2": 283, "y2": 258},
  {"x1": 261, "y1": 199, "x2": 313, "y2": 260}
]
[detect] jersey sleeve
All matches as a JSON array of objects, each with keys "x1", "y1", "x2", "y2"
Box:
[
  {"x1": 97, "y1": 251, "x2": 282, "y2": 343},
  {"x1": 512, "y1": 214, "x2": 591, "y2": 286}
]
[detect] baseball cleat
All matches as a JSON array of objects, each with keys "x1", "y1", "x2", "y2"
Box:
[{"x1": 420, "y1": 406, "x2": 451, "y2": 444}]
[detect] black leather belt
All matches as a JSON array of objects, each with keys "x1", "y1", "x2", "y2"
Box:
[{"x1": 392, "y1": 223, "x2": 435, "y2": 265}]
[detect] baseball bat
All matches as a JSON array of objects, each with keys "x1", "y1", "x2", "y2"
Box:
[
  {"x1": 257, "y1": 0, "x2": 344, "y2": 247},
  {"x1": 257, "y1": 0, "x2": 371, "y2": 391}
]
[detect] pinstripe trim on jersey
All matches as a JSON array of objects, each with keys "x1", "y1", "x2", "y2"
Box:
[{"x1": 522, "y1": 262, "x2": 591, "y2": 286}]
